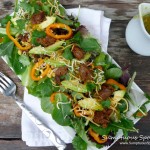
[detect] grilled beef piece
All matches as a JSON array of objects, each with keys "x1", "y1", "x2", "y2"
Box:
[
  {"x1": 93, "y1": 109, "x2": 113, "y2": 128},
  {"x1": 55, "y1": 75, "x2": 61, "y2": 85},
  {"x1": 55, "y1": 66, "x2": 68, "y2": 76},
  {"x1": 31, "y1": 11, "x2": 46, "y2": 24},
  {"x1": 79, "y1": 64, "x2": 93, "y2": 82},
  {"x1": 55, "y1": 66, "x2": 68, "y2": 85},
  {"x1": 72, "y1": 45, "x2": 85, "y2": 60},
  {"x1": 37, "y1": 36, "x2": 56, "y2": 47},
  {"x1": 18, "y1": 33, "x2": 29, "y2": 42},
  {"x1": 94, "y1": 84, "x2": 114, "y2": 100}
]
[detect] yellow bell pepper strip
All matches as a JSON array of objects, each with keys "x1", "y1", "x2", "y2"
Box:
[
  {"x1": 6, "y1": 21, "x2": 32, "y2": 51},
  {"x1": 45, "y1": 23, "x2": 73, "y2": 40},
  {"x1": 31, "y1": 59, "x2": 50, "y2": 81},
  {"x1": 106, "y1": 79, "x2": 126, "y2": 90},
  {"x1": 88, "y1": 128, "x2": 108, "y2": 144}
]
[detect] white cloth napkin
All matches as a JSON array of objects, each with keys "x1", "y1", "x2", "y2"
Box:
[{"x1": 22, "y1": 8, "x2": 111, "y2": 147}]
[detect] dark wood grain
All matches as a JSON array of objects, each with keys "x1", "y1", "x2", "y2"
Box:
[{"x1": 0, "y1": 0, "x2": 150, "y2": 150}]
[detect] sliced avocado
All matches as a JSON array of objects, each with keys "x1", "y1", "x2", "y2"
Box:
[
  {"x1": 38, "y1": 16, "x2": 56, "y2": 29},
  {"x1": 78, "y1": 98, "x2": 103, "y2": 111},
  {"x1": 45, "y1": 59, "x2": 66, "y2": 67},
  {"x1": 113, "y1": 90, "x2": 126, "y2": 101},
  {"x1": 61, "y1": 80, "x2": 88, "y2": 93},
  {"x1": 29, "y1": 41, "x2": 65, "y2": 55}
]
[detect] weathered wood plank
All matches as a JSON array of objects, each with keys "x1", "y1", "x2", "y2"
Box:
[
  {"x1": 0, "y1": 1, "x2": 150, "y2": 150},
  {"x1": 0, "y1": 140, "x2": 73, "y2": 150},
  {"x1": 0, "y1": 0, "x2": 144, "y2": 20}
]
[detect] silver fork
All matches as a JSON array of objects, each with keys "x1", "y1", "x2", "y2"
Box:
[{"x1": 0, "y1": 72, "x2": 66, "y2": 150}]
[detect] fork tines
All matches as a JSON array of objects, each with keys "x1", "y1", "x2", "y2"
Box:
[{"x1": 0, "y1": 72, "x2": 13, "y2": 92}]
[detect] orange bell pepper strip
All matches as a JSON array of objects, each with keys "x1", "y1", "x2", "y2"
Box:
[
  {"x1": 88, "y1": 128, "x2": 107, "y2": 144},
  {"x1": 50, "y1": 92, "x2": 72, "y2": 103},
  {"x1": 46, "y1": 23, "x2": 73, "y2": 40},
  {"x1": 31, "y1": 59, "x2": 50, "y2": 81},
  {"x1": 50, "y1": 92, "x2": 58, "y2": 103},
  {"x1": 6, "y1": 21, "x2": 32, "y2": 51},
  {"x1": 106, "y1": 79, "x2": 126, "y2": 90},
  {"x1": 73, "y1": 104, "x2": 94, "y2": 118},
  {"x1": 0, "y1": 37, "x2": 4, "y2": 43}
]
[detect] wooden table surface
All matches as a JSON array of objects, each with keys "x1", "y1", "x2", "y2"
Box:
[{"x1": 0, "y1": 0, "x2": 150, "y2": 150}]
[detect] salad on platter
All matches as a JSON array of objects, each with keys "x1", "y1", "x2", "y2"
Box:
[{"x1": 0, "y1": 0, "x2": 150, "y2": 149}]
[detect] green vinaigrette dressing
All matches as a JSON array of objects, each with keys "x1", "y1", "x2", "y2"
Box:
[{"x1": 143, "y1": 13, "x2": 150, "y2": 34}]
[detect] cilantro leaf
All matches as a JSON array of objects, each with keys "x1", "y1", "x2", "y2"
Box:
[
  {"x1": 0, "y1": 41, "x2": 14, "y2": 57},
  {"x1": 20, "y1": 1, "x2": 33, "y2": 14},
  {"x1": 31, "y1": 30, "x2": 46, "y2": 46},
  {"x1": 19, "y1": 54, "x2": 30, "y2": 66},
  {"x1": 72, "y1": 135, "x2": 87, "y2": 150},
  {"x1": 16, "y1": 19, "x2": 26, "y2": 32},
  {"x1": 111, "y1": 117, "x2": 137, "y2": 133},
  {"x1": 52, "y1": 93, "x2": 73, "y2": 126}
]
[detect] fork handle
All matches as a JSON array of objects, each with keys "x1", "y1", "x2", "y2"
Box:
[{"x1": 14, "y1": 96, "x2": 66, "y2": 150}]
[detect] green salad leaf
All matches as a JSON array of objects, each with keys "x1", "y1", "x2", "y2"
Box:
[
  {"x1": 19, "y1": 54, "x2": 30, "y2": 67},
  {"x1": 0, "y1": 41, "x2": 14, "y2": 57},
  {"x1": 28, "y1": 78, "x2": 59, "y2": 98},
  {"x1": 41, "y1": 97, "x2": 54, "y2": 114},
  {"x1": 52, "y1": 93, "x2": 73, "y2": 126},
  {"x1": 105, "y1": 67, "x2": 123, "y2": 79},
  {"x1": 72, "y1": 135, "x2": 87, "y2": 150},
  {"x1": 9, "y1": 47, "x2": 27, "y2": 75},
  {"x1": 31, "y1": 30, "x2": 46, "y2": 46},
  {"x1": 62, "y1": 46, "x2": 73, "y2": 60},
  {"x1": 80, "y1": 37, "x2": 101, "y2": 52},
  {"x1": 0, "y1": 15, "x2": 11, "y2": 27}
]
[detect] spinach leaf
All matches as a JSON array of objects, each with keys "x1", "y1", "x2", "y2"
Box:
[
  {"x1": 62, "y1": 46, "x2": 73, "y2": 60},
  {"x1": 72, "y1": 135, "x2": 87, "y2": 150},
  {"x1": 0, "y1": 41, "x2": 14, "y2": 57},
  {"x1": 70, "y1": 32, "x2": 83, "y2": 44},
  {"x1": 41, "y1": 97, "x2": 54, "y2": 114},
  {"x1": 31, "y1": 30, "x2": 46, "y2": 46},
  {"x1": 52, "y1": 93, "x2": 73, "y2": 126},
  {"x1": 80, "y1": 37, "x2": 101, "y2": 52},
  {"x1": 9, "y1": 47, "x2": 26, "y2": 75},
  {"x1": 105, "y1": 68, "x2": 123, "y2": 79}
]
